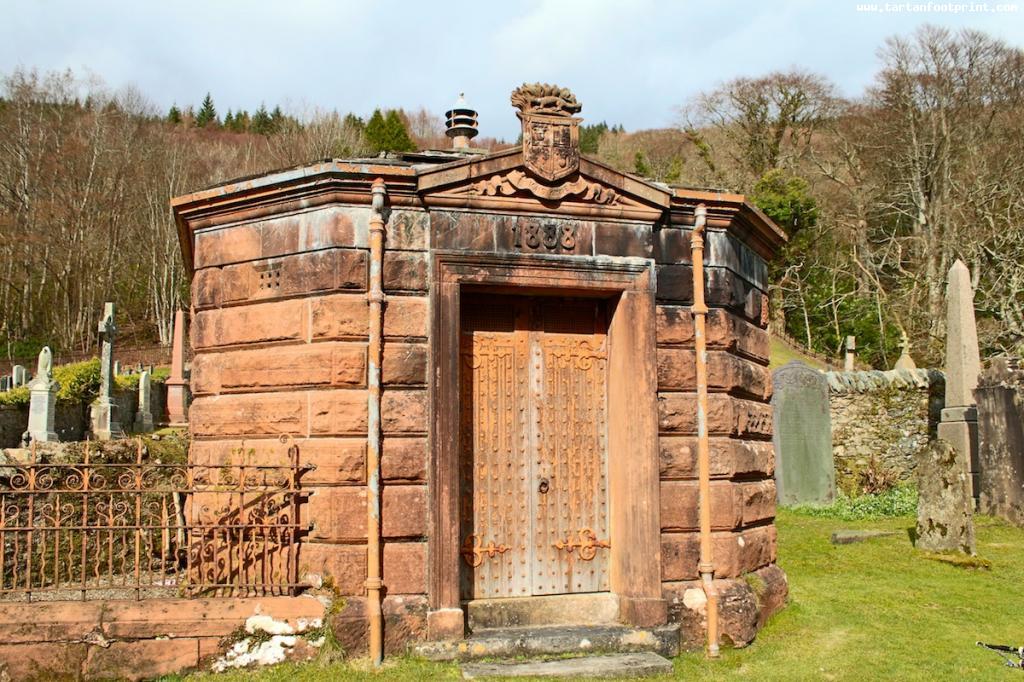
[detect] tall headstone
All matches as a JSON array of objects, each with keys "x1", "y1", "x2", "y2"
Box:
[
  {"x1": 937, "y1": 260, "x2": 981, "y2": 500},
  {"x1": 11, "y1": 365, "x2": 26, "y2": 387},
  {"x1": 113, "y1": 360, "x2": 121, "y2": 376},
  {"x1": 975, "y1": 357, "x2": 1024, "y2": 527},
  {"x1": 22, "y1": 347, "x2": 60, "y2": 444},
  {"x1": 165, "y1": 309, "x2": 189, "y2": 426},
  {"x1": 90, "y1": 302, "x2": 124, "y2": 440},
  {"x1": 844, "y1": 336, "x2": 856, "y2": 372},
  {"x1": 772, "y1": 361, "x2": 835, "y2": 505},
  {"x1": 133, "y1": 370, "x2": 154, "y2": 432},
  {"x1": 0, "y1": 376, "x2": 9, "y2": 392},
  {"x1": 915, "y1": 439, "x2": 975, "y2": 554}
]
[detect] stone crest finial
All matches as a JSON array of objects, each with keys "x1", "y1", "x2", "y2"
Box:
[
  {"x1": 510, "y1": 83, "x2": 582, "y2": 117},
  {"x1": 512, "y1": 83, "x2": 582, "y2": 182}
]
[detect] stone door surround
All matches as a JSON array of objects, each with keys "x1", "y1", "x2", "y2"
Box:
[{"x1": 427, "y1": 251, "x2": 665, "y2": 639}]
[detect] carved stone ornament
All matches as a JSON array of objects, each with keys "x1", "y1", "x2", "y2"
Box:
[
  {"x1": 473, "y1": 169, "x2": 618, "y2": 205},
  {"x1": 511, "y1": 83, "x2": 582, "y2": 182}
]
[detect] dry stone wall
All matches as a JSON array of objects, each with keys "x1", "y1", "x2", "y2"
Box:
[
  {"x1": 0, "y1": 384, "x2": 167, "y2": 448},
  {"x1": 826, "y1": 369, "x2": 944, "y2": 494}
]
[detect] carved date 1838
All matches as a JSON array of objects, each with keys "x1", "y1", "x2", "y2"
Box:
[{"x1": 512, "y1": 221, "x2": 576, "y2": 251}]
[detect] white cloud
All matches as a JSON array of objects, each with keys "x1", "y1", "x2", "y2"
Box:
[{"x1": 1, "y1": 0, "x2": 1021, "y2": 140}]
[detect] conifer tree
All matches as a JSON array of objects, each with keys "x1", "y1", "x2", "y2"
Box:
[
  {"x1": 364, "y1": 109, "x2": 388, "y2": 153},
  {"x1": 366, "y1": 109, "x2": 416, "y2": 153},
  {"x1": 252, "y1": 104, "x2": 272, "y2": 135},
  {"x1": 384, "y1": 109, "x2": 416, "y2": 152},
  {"x1": 270, "y1": 105, "x2": 284, "y2": 134},
  {"x1": 633, "y1": 151, "x2": 652, "y2": 177},
  {"x1": 195, "y1": 92, "x2": 218, "y2": 127},
  {"x1": 223, "y1": 109, "x2": 234, "y2": 129},
  {"x1": 166, "y1": 104, "x2": 182, "y2": 124}
]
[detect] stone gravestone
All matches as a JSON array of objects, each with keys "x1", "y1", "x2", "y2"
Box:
[
  {"x1": 915, "y1": 439, "x2": 975, "y2": 554},
  {"x1": 133, "y1": 370, "x2": 154, "y2": 432},
  {"x1": 113, "y1": 360, "x2": 121, "y2": 376},
  {"x1": 844, "y1": 336, "x2": 856, "y2": 371},
  {"x1": 11, "y1": 365, "x2": 26, "y2": 387},
  {"x1": 165, "y1": 309, "x2": 189, "y2": 426},
  {"x1": 0, "y1": 376, "x2": 9, "y2": 392},
  {"x1": 90, "y1": 302, "x2": 124, "y2": 440},
  {"x1": 772, "y1": 361, "x2": 835, "y2": 505},
  {"x1": 937, "y1": 260, "x2": 981, "y2": 500},
  {"x1": 975, "y1": 357, "x2": 1024, "y2": 527},
  {"x1": 894, "y1": 331, "x2": 917, "y2": 370},
  {"x1": 22, "y1": 347, "x2": 60, "y2": 444}
]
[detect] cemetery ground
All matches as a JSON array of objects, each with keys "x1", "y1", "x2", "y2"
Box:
[{"x1": 165, "y1": 504, "x2": 1024, "y2": 681}]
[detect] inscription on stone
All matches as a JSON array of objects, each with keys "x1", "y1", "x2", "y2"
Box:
[
  {"x1": 772, "y1": 361, "x2": 835, "y2": 505},
  {"x1": 511, "y1": 221, "x2": 577, "y2": 251}
]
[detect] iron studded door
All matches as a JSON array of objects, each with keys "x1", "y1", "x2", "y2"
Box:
[
  {"x1": 460, "y1": 296, "x2": 610, "y2": 599},
  {"x1": 529, "y1": 300, "x2": 610, "y2": 595}
]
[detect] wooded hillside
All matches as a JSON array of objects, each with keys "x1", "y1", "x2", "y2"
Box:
[{"x1": 0, "y1": 25, "x2": 1020, "y2": 368}]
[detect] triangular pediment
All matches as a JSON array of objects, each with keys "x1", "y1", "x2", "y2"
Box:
[{"x1": 417, "y1": 149, "x2": 670, "y2": 222}]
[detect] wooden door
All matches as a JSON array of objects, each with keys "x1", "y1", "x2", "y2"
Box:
[{"x1": 459, "y1": 295, "x2": 610, "y2": 600}]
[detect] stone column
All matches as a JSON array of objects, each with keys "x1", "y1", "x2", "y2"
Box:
[
  {"x1": 165, "y1": 309, "x2": 189, "y2": 427},
  {"x1": 844, "y1": 336, "x2": 856, "y2": 371},
  {"x1": 937, "y1": 260, "x2": 981, "y2": 501},
  {"x1": 22, "y1": 347, "x2": 60, "y2": 444},
  {"x1": 133, "y1": 370, "x2": 154, "y2": 432},
  {"x1": 90, "y1": 302, "x2": 124, "y2": 440}
]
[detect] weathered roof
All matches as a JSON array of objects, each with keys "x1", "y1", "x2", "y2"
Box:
[{"x1": 171, "y1": 145, "x2": 786, "y2": 273}]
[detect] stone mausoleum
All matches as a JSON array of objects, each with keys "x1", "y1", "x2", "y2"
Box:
[{"x1": 172, "y1": 84, "x2": 788, "y2": 655}]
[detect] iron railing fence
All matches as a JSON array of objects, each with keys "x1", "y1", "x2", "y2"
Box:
[{"x1": 0, "y1": 440, "x2": 311, "y2": 601}]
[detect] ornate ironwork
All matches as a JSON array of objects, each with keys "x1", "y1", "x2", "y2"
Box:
[
  {"x1": 553, "y1": 528, "x2": 610, "y2": 561},
  {"x1": 460, "y1": 534, "x2": 510, "y2": 568},
  {"x1": 0, "y1": 439, "x2": 311, "y2": 602}
]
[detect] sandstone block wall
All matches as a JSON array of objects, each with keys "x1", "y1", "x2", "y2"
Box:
[
  {"x1": 185, "y1": 198, "x2": 786, "y2": 650},
  {"x1": 826, "y1": 369, "x2": 944, "y2": 494},
  {"x1": 189, "y1": 205, "x2": 430, "y2": 602},
  {"x1": 655, "y1": 224, "x2": 783, "y2": 647},
  {"x1": 656, "y1": 227, "x2": 776, "y2": 584}
]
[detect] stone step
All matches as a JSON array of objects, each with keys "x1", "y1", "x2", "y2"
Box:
[
  {"x1": 414, "y1": 623, "x2": 680, "y2": 661},
  {"x1": 461, "y1": 652, "x2": 674, "y2": 679},
  {"x1": 467, "y1": 593, "x2": 620, "y2": 630}
]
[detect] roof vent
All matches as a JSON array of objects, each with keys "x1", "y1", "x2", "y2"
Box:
[{"x1": 445, "y1": 93, "x2": 478, "y2": 150}]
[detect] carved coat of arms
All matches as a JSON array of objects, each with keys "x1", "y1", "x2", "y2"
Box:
[{"x1": 512, "y1": 84, "x2": 582, "y2": 182}]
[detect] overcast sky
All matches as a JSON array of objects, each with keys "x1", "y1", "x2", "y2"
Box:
[{"x1": 2, "y1": 0, "x2": 1022, "y2": 140}]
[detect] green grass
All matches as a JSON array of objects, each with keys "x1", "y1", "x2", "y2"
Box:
[
  {"x1": 769, "y1": 336, "x2": 828, "y2": 370},
  {"x1": 673, "y1": 511, "x2": 1023, "y2": 681},
  {"x1": 789, "y1": 485, "x2": 918, "y2": 520},
  {"x1": 169, "y1": 510, "x2": 1024, "y2": 681}
]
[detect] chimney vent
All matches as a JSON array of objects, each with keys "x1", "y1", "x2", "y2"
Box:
[{"x1": 445, "y1": 93, "x2": 478, "y2": 149}]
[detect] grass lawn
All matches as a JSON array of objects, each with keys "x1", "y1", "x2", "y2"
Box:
[
  {"x1": 768, "y1": 336, "x2": 829, "y2": 371},
  {"x1": 170, "y1": 510, "x2": 1024, "y2": 681}
]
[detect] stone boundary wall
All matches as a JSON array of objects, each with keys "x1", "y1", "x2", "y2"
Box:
[
  {"x1": 826, "y1": 368, "x2": 944, "y2": 493},
  {"x1": 0, "y1": 596, "x2": 325, "y2": 680},
  {"x1": 0, "y1": 383, "x2": 169, "y2": 448}
]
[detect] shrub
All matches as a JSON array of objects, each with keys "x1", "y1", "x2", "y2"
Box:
[
  {"x1": 114, "y1": 366, "x2": 170, "y2": 392},
  {"x1": 53, "y1": 358, "x2": 101, "y2": 403},
  {"x1": 0, "y1": 386, "x2": 30, "y2": 407},
  {"x1": 789, "y1": 484, "x2": 918, "y2": 521}
]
